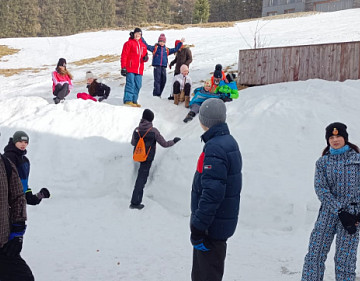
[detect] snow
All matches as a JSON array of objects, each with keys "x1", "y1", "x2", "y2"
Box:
[{"x1": 1, "y1": 8, "x2": 360, "y2": 281}]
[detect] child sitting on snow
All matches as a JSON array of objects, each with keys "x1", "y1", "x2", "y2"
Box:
[
  {"x1": 142, "y1": 34, "x2": 184, "y2": 97},
  {"x1": 215, "y1": 73, "x2": 239, "y2": 102},
  {"x1": 209, "y1": 64, "x2": 227, "y2": 93},
  {"x1": 86, "y1": 71, "x2": 111, "y2": 102},
  {"x1": 52, "y1": 58, "x2": 73, "y2": 104},
  {"x1": 183, "y1": 80, "x2": 222, "y2": 123},
  {"x1": 173, "y1": 64, "x2": 192, "y2": 107}
]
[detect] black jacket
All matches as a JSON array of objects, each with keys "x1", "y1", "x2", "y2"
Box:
[{"x1": 87, "y1": 80, "x2": 110, "y2": 97}]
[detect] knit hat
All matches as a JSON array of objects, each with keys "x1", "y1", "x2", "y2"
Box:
[
  {"x1": 204, "y1": 80, "x2": 212, "y2": 88},
  {"x1": 325, "y1": 122, "x2": 348, "y2": 145},
  {"x1": 213, "y1": 64, "x2": 223, "y2": 79},
  {"x1": 57, "y1": 58, "x2": 67, "y2": 68},
  {"x1": 180, "y1": 64, "x2": 189, "y2": 74},
  {"x1": 142, "y1": 109, "x2": 154, "y2": 122},
  {"x1": 134, "y1": 27, "x2": 142, "y2": 34},
  {"x1": 85, "y1": 71, "x2": 95, "y2": 80},
  {"x1": 158, "y1": 33, "x2": 166, "y2": 43},
  {"x1": 199, "y1": 99, "x2": 226, "y2": 129},
  {"x1": 13, "y1": 131, "x2": 29, "y2": 144}
]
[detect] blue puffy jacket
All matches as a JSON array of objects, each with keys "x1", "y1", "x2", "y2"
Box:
[
  {"x1": 191, "y1": 123, "x2": 242, "y2": 240},
  {"x1": 142, "y1": 37, "x2": 182, "y2": 67},
  {"x1": 189, "y1": 87, "x2": 221, "y2": 107}
]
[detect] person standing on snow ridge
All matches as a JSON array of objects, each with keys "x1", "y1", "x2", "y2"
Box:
[
  {"x1": 120, "y1": 27, "x2": 149, "y2": 107},
  {"x1": 52, "y1": 58, "x2": 73, "y2": 104},
  {"x1": 168, "y1": 39, "x2": 193, "y2": 100},
  {"x1": 3, "y1": 131, "x2": 50, "y2": 205},
  {"x1": 142, "y1": 34, "x2": 184, "y2": 97},
  {"x1": 0, "y1": 138, "x2": 34, "y2": 280},
  {"x1": 129, "y1": 109, "x2": 181, "y2": 210},
  {"x1": 302, "y1": 122, "x2": 360, "y2": 281},
  {"x1": 190, "y1": 98, "x2": 242, "y2": 281}
]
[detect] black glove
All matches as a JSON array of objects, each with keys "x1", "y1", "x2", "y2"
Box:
[
  {"x1": 37, "y1": 187, "x2": 50, "y2": 199},
  {"x1": 2, "y1": 223, "x2": 26, "y2": 257},
  {"x1": 190, "y1": 224, "x2": 210, "y2": 251},
  {"x1": 143, "y1": 54, "x2": 149, "y2": 62},
  {"x1": 173, "y1": 137, "x2": 181, "y2": 144},
  {"x1": 121, "y1": 68, "x2": 127, "y2": 77},
  {"x1": 338, "y1": 210, "x2": 357, "y2": 234}
]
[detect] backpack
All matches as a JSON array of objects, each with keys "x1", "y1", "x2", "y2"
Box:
[
  {"x1": 133, "y1": 127, "x2": 152, "y2": 162},
  {"x1": 153, "y1": 44, "x2": 170, "y2": 56},
  {"x1": 1, "y1": 153, "x2": 12, "y2": 185}
]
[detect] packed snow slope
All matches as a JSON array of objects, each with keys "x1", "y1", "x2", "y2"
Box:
[{"x1": 1, "y1": 8, "x2": 360, "y2": 281}]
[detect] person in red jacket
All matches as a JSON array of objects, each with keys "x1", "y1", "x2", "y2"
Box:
[
  {"x1": 120, "y1": 28, "x2": 149, "y2": 107},
  {"x1": 52, "y1": 58, "x2": 73, "y2": 104}
]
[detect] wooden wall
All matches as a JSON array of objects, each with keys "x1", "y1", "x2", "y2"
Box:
[{"x1": 238, "y1": 41, "x2": 360, "y2": 85}]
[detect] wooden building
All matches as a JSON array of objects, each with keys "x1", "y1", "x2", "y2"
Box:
[
  {"x1": 238, "y1": 41, "x2": 360, "y2": 86},
  {"x1": 262, "y1": 0, "x2": 360, "y2": 17}
]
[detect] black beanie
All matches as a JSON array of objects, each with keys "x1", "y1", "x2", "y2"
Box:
[
  {"x1": 13, "y1": 131, "x2": 29, "y2": 144},
  {"x1": 325, "y1": 122, "x2": 348, "y2": 145},
  {"x1": 214, "y1": 64, "x2": 223, "y2": 79},
  {"x1": 57, "y1": 58, "x2": 66, "y2": 68},
  {"x1": 134, "y1": 27, "x2": 142, "y2": 34},
  {"x1": 142, "y1": 109, "x2": 154, "y2": 122}
]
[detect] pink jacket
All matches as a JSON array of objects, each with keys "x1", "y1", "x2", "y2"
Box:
[
  {"x1": 120, "y1": 38, "x2": 148, "y2": 75},
  {"x1": 52, "y1": 71, "x2": 73, "y2": 92}
]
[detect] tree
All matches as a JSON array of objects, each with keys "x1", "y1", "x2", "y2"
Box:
[{"x1": 193, "y1": 0, "x2": 210, "y2": 23}]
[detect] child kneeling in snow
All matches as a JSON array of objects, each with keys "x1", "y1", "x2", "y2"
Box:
[
  {"x1": 173, "y1": 64, "x2": 192, "y2": 107},
  {"x1": 183, "y1": 80, "x2": 221, "y2": 123},
  {"x1": 86, "y1": 71, "x2": 111, "y2": 102}
]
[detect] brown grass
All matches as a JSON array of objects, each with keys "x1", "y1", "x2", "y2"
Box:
[
  {"x1": 0, "y1": 67, "x2": 46, "y2": 77},
  {"x1": 72, "y1": 54, "x2": 120, "y2": 66},
  {"x1": 0, "y1": 45, "x2": 20, "y2": 60}
]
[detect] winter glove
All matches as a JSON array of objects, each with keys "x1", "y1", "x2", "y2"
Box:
[
  {"x1": 173, "y1": 137, "x2": 181, "y2": 144},
  {"x1": 37, "y1": 187, "x2": 50, "y2": 199},
  {"x1": 2, "y1": 222, "x2": 26, "y2": 257},
  {"x1": 190, "y1": 224, "x2": 210, "y2": 252},
  {"x1": 143, "y1": 54, "x2": 149, "y2": 62},
  {"x1": 338, "y1": 210, "x2": 358, "y2": 234},
  {"x1": 121, "y1": 68, "x2": 127, "y2": 77}
]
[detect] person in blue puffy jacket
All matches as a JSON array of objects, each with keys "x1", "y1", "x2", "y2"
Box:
[
  {"x1": 302, "y1": 122, "x2": 360, "y2": 281},
  {"x1": 190, "y1": 98, "x2": 242, "y2": 281},
  {"x1": 142, "y1": 34, "x2": 183, "y2": 97}
]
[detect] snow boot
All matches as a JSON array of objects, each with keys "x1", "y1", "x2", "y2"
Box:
[
  {"x1": 184, "y1": 96, "x2": 190, "y2": 108},
  {"x1": 174, "y1": 94, "x2": 180, "y2": 105},
  {"x1": 129, "y1": 203, "x2": 145, "y2": 210},
  {"x1": 179, "y1": 90, "x2": 185, "y2": 102},
  {"x1": 183, "y1": 111, "x2": 196, "y2": 123},
  {"x1": 168, "y1": 95, "x2": 174, "y2": 100},
  {"x1": 53, "y1": 97, "x2": 60, "y2": 104}
]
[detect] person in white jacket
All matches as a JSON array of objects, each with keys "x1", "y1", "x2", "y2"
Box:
[{"x1": 172, "y1": 64, "x2": 192, "y2": 107}]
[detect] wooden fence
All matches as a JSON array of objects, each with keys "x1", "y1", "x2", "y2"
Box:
[{"x1": 238, "y1": 41, "x2": 360, "y2": 86}]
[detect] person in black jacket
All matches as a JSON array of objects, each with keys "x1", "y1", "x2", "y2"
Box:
[
  {"x1": 86, "y1": 71, "x2": 111, "y2": 102},
  {"x1": 3, "y1": 131, "x2": 50, "y2": 205},
  {"x1": 130, "y1": 109, "x2": 181, "y2": 210},
  {"x1": 190, "y1": 98, "x2": 242, "y2": 281}
]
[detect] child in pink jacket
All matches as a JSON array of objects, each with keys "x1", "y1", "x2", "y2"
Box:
[{"x1": 52, "y1": 58, "x2": 73, "y2": 104}]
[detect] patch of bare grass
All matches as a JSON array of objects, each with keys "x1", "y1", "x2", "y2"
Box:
[
  {"x1": 0, "y1": 45, "x2": 20, "y2": 60},
  {"x1": 72, "y1": 55, "x2": 120, "y2": 66},
  {"x1": 0, "y1": 67, "x2": 46, "y2": 77}
]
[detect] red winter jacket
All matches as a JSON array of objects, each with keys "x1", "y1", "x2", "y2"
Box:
[
  {"x1": 52, "y1": 71, "x2": 73, "y2": 92},
  {"x1": 121, "y1": 38, "x2": 148, "y2": 75}
]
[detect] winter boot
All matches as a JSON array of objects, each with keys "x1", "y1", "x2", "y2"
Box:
[
  {"x1": 179, "y1": 90, "x2": 185, "y2": 102},
  {"x1": 53, "y1": 97, "x2": 60, "y2": 104},
  {"x1": 174, "y1": 94, "x2": 180, "y2": 105},
  {"x1": 184, "y1": 96, "x2": 190, "y2": 108},
  {"x1": 183, "y1": 111, "x2": 196, "y2": 123},
  {"x1": 129, "y1": 203, "x2": 145, "y2": 210}
]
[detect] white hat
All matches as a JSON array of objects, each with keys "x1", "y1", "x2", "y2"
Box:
[{"x1": 86, "y1": 71, "x2": 96, "y2": 80}]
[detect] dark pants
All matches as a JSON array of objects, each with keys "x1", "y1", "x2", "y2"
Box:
[
  {"x1": 173, "y1": 81, "x2": 191, "y2": 96},
  {"x1": 153, "y1": 66, "x2": 167, "y2": 97},
  {"x1": 53, "y1": 83, "x2": 69, "y2": 100},
  {"x1": 192, "y1": 240, "x2": 227, "y2": 281},
  {"x1": 0, "y1": 251, "x2": 34, "y2": 281},
  {"x1": 131, "y1": 160, "x2": 153, "y2": 205}
]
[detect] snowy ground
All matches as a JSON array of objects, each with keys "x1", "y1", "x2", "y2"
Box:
[{"x1": 1, "y1": 8, "x2": 360, "y2": 281}]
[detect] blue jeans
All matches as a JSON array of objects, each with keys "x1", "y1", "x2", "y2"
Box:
[{"x1": 124, "y1": 73, "x2": 142, "y2": 104}]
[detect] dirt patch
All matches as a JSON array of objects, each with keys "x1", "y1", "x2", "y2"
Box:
[
  {"x1": 0, "y1": 67, "x2": 47, "y2": 77},
  {"x1": 72, "y1": 55, "x2": 120, "y2": 66},
  {"x1": 0, "y1": 45, "x2": 20, "y2": 60}
]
